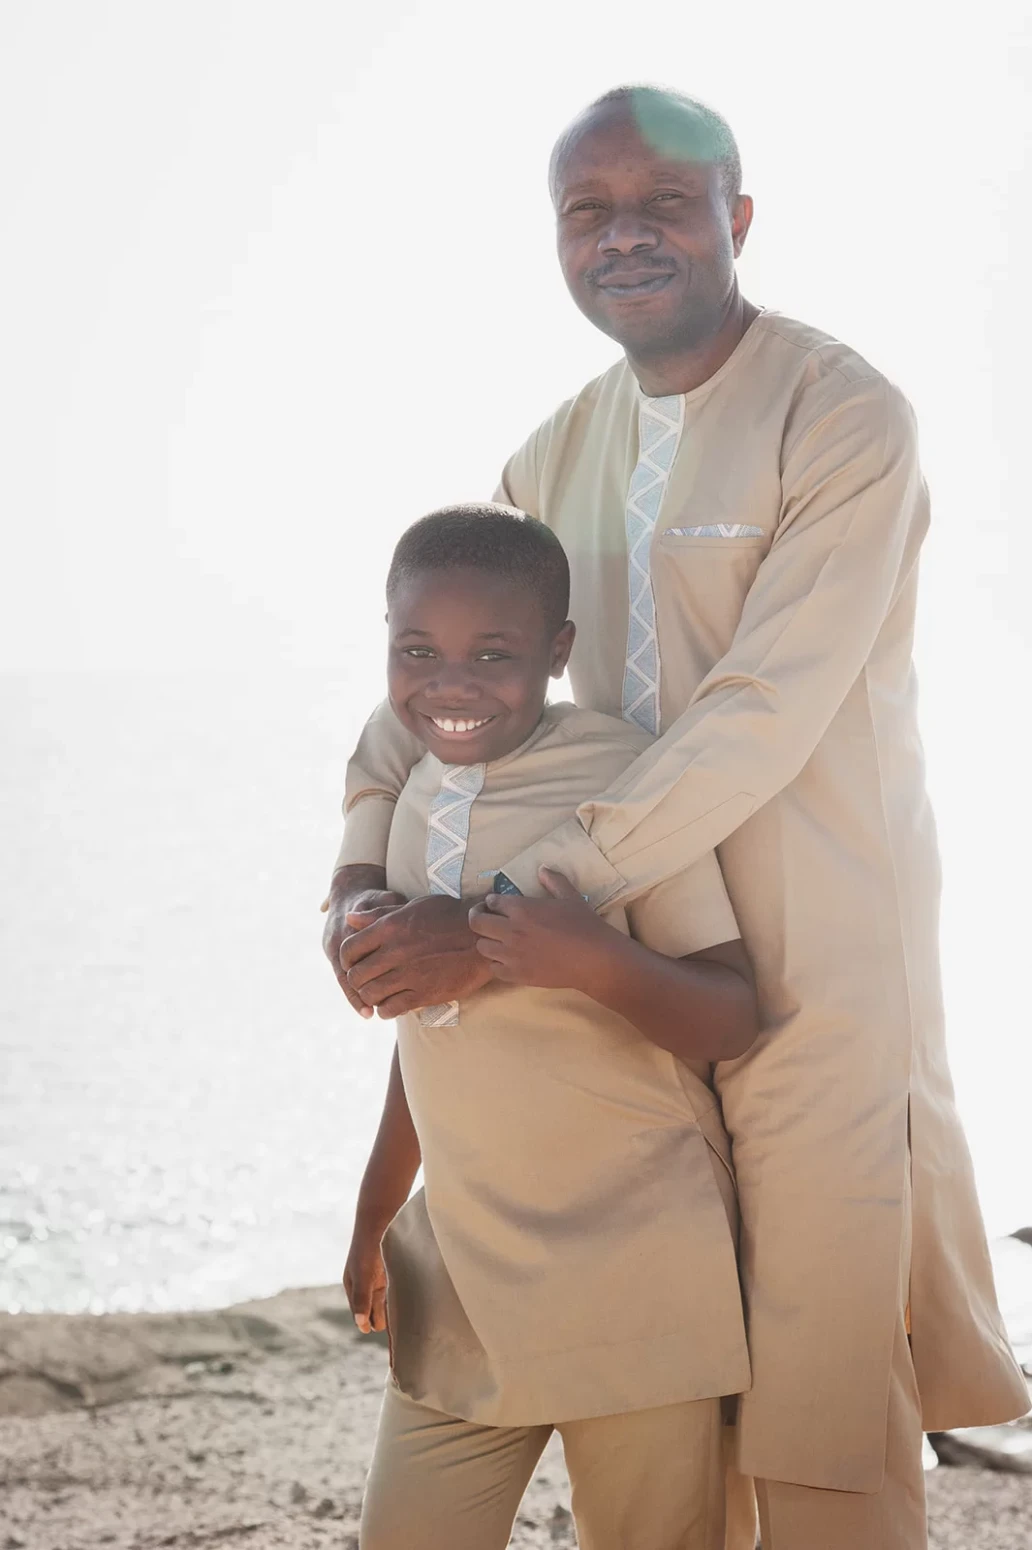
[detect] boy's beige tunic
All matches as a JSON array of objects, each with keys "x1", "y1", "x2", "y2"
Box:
[
  {"x1": 380, "y1": 704, "x2": 749, "y2": 1426},
  {"x1": 340, "y1": 312, "x2": 1027, "y2": 1491}
]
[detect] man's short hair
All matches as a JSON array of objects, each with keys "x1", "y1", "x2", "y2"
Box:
[
  {"x1": 386, "y1": 504, "x2": 571, "y2": 635},
  {"x1": 554, "y1": 85, "x2": 742, "y2": 204}
]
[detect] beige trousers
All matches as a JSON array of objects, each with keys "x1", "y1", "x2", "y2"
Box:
[{"x1": 360, "y1": 1381, "x2": 726, "y2": 1550}]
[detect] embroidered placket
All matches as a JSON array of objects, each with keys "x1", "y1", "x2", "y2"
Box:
[
  {"x1": 420, "y1": 762, "x2": 486, "y2": 1027},
  {"x1": 622, "y1": 394, "x2": 685, "y2": 734}
]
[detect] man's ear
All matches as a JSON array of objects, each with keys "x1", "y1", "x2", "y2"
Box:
[
  {"x1": 550, "y1": 620, "x2": 576, "y2": 676},
  {"x1": 731, "y1": 193, "x2": 753, "y2": 258}
]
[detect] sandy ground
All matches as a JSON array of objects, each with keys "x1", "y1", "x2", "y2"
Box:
[{"x1": 1, "y1": 1286, "x2": 1030, "y2": 1550}]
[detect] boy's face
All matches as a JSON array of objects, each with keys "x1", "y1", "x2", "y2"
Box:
[{"x1": 387, "y1": 568, "x2": 575, "y2": 765}]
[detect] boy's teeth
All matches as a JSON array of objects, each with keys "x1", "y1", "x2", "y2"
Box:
[{"x1": 432, "y1": 716, "x2": 489, "y2": 733}]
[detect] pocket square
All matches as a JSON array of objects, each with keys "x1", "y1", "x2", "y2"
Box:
[{"x1": 664, "y1": 524, "x2": 764, "y2": 538}]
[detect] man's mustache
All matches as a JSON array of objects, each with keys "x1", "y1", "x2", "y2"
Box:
[{"x1": 584, "y1": 257, "x2": 678, "y2": 286}]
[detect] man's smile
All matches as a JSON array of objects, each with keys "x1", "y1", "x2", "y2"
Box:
[{"x1": 595, "y1": 271, "x2": 674, "y2": 299}]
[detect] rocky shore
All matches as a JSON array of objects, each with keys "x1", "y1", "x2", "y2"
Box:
[{"x1": 2, "y1": 1275, "x2": 1030, "y2": 1550}]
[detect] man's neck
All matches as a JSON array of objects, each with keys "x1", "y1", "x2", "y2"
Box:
[{"x1": 627, "y1": 293, "x2": 760, "y2": 398}]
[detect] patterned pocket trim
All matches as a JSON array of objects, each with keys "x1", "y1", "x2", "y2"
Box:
[{"x1": 663, "y1": 524, "x2": 764, "y2": 538}]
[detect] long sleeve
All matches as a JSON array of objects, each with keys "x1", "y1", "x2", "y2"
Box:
[
  {"x1": 331, "y1": 698, "x2": 426, "y2": 875},
  {"x1": 501, "y1": 376, "x2": 930, "y2": 907}
]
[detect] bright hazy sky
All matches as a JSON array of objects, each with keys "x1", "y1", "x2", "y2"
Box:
[{"x1": 2, "y1": 2, "x2": 1030, "y2": 1229}]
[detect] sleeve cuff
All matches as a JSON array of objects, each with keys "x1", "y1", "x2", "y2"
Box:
[
  {"x1": 502, "y1": 816, "x2": 627, "y2": 909},
  {"x1": 331, "y1": 795, "x2": 397, "y2": 875}
]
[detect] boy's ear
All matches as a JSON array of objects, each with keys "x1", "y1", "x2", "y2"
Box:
[{"x1": 549, "y1": 620, "x2": 576, "y2": 677}]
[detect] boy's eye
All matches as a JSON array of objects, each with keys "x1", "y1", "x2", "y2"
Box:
[
  {"x1": 402, "y1": 647, "x2": 436, "y2": 659},
  {"x1": 476, "y1": 651, "x2": 510, "y2": 662}
]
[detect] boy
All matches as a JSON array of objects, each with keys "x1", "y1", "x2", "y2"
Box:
[{"x1": 340, "y1": 505, "x2": 758, "y2": 1550}]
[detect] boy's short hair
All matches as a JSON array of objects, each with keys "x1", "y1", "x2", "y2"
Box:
[{"x1": 386, "y1": 504, "x2": 571, "y2": 634}]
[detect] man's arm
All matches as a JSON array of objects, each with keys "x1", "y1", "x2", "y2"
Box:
[
  {"x1": 322, "y1": 864, "x2": 405, "y2": 1017},
  {"x1": 326, "y1": 424, "x2": 552, "y2": 1013},
  {"x1": 343, "y1": 1044, "x2": 421, "y2": 1333},
  {"x1": 470, "y1": 870, "x2": 757, "y2": 1062},
  {"x1": 329, "y1": 699, "x2": 427, "y2": 877},
  {"x1": 323, "y1": 700, "x2": 442, "y2": 1014},
  {"x1": 499, "y1": 377, "x2": 929, "y2": 907}
]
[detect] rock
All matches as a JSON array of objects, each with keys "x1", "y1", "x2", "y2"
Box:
[
  {"x1": 0, "y1": 1373, "x2": 82, "y2": 1416},
  {"x1": 0, "y1": 1288, "x2": 352, "y2": 1418},
  {"x1": 930, "y1": 1424, "x2": 1032, "y2": 1474},
  {"x1": 929, "y1": 1235, "x2": 1032, "y2": 1476},
  {"x1": 550, "y1": 1502, "x2": 574, "y2": 1542},
  {"x1": 289, "y1": 1481, "x2": 308, "y2": 1504},
  {"x1": 993, "y1": 1234, "x2": 1032, "y2": 1374}
]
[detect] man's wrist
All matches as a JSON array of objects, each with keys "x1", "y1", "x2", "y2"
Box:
[{"x1": 328, "y1": 864, "x2": 388, "y2": 913}]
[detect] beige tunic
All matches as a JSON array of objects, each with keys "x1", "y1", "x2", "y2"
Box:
[
  {"x1": 338, "y1": 311, "x2": 1028, "y2": 1490},
  {"x1": 379, "y1": 704, "x2": 749, "y2": 1425}
]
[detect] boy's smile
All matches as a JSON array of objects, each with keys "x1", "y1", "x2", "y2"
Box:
[{"x1": 387, "y1": 568, "x2": 575, "y2": 766}]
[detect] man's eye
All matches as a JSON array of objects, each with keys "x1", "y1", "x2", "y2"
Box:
[
  {"x1": 650, "y1": 192, "x2": 683, "y2": 204},
  {"x1": 476, "y1": 652, "x2": 510, "y2": 662},
  {"x1": 567, "y1": 200, "x2": 604, "y2": 214},
  {"x1": 403, "y1": 647, "x2": 435, "y2": 659}
]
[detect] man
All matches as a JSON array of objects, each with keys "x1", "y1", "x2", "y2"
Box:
[{"x1": 324, "y1": 87, "x2": 1028, "y2": 1548}]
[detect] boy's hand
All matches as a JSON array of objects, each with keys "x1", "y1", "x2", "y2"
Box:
[
  {"x1": 343, "y1": 1218, "x2": 389, "y2": 1334},
  {"x1": 469, "y1": 867, "x2": 611, "y2": 990}
]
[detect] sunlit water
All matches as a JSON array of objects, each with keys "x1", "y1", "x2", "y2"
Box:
[
  {"x1": 0, "y1": 671, "x2": 393, "y2": 1313},
  {"x1": 2, "y1": 669, "x2": 1029, "y2": 1315}
]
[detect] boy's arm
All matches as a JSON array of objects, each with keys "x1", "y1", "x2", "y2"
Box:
[
  {"x1": 469, "y1": 868, "x2": 758, "y2": 1063},
  {"x1": 590, "y1": 933, "x2": 756, "y2": 1062},
  {"x1": 344, "y1": 1044, "x2": 421, "y2": 1333}
]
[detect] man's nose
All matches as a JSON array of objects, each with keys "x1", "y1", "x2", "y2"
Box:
[{"x1": 598, "y1": 214, "x2": 660, "y2": 256}]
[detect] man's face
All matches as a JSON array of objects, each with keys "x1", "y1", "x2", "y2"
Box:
[
  {"x1": 553, "y1": 105, "x2": 751, "y2": 359},
  {"x1": 387, "y1": 569, "x2": 574, "y2": 766}
]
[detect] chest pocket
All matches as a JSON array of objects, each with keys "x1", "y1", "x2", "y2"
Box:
[{"x1": 650, "y1": 526, "x2": 771, "y2": 683}]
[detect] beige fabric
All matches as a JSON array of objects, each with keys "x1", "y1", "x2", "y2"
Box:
[
  {"x1": 755, "y1": 1313, "x2": 926, "y2": 1549},
  {"x1": 727, "y1": 1135, "x2": 922, "y2": 1549},
  {"x1": 382, "y1": 704, "x2": 748, "y2": 1426},
  {"x1": 360, "y1": 1380, "x2": 727, "y2": 1550},
  {"x1": 336, "y1": 310, "x2": 1028, "y2": 1489}
]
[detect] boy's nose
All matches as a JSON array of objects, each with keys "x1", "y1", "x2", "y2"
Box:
[{"x1": 424, "y1": 667, "x2": 482, "y2": 702}]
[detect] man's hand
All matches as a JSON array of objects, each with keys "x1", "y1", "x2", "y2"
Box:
[
  {"x1": 322, "y1": 865, "x2": 405, "y2": 1019},
  {"x1": 341, "y1": 894, "x2": 494, "y2": 1018},
  {"x1": 343, "y1": 1216, "x2": 388, "y2": 1334},
  {"x1": 468, "y1": 867, "x2": 611, "y2": 990}
]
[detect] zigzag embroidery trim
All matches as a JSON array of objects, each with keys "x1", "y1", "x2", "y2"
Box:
[
  {"x1": 663, "y1": 524, "x2": 764, "y2": 538},
  {"x1": 419, "y1": 761, "x2": 486, "y2": 1027},
  {"x1": 622, "y1": 394, "x2": 685, "y2": 735}
]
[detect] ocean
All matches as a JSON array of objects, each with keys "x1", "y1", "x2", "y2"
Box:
[
  {"x1": 2, "y1": 669, "x2": 1030, "y2": 1317},
  {"x1": 1, "y1": 671, "x2": 394, "y2": 1314}
]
